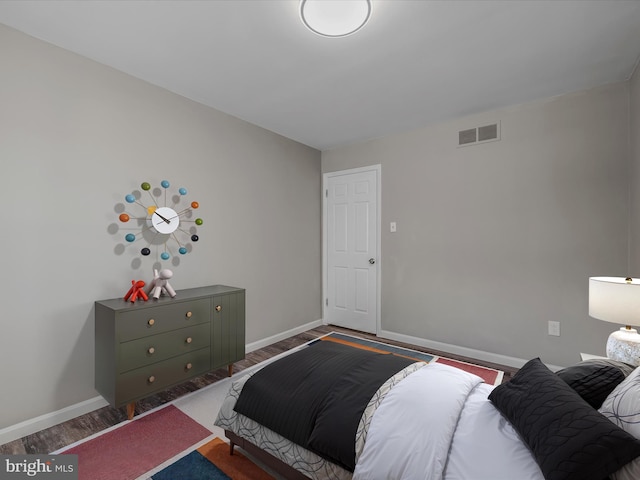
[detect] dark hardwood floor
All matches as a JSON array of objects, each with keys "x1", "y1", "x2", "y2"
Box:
[{"x1": 0, "y1": 325, "x2": 518, "y2": 455}]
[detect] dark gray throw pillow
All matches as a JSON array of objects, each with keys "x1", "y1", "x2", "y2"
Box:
[
  {"x1": 556, "y1": 359, "x2": 634, "y2": 409},
  {"x1": 489, "y1": 358, "x2": 640, "y2": 480}
]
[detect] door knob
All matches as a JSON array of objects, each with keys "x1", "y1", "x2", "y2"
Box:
[{"x1": 369, "y1": 258, "x2": 375, "y2": 264}]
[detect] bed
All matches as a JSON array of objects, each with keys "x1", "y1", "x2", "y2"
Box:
[{"x1": 215, "y1": 337, "x2": 640, "y2": 480}]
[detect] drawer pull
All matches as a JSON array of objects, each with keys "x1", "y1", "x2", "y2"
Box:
[
  {"x1": 148, "y1": 319, "x2": 155, "y2": 327},
  {"x1": 186, "y1": 337, "x2": 193, "y2": 344},
  {"x1": 186, "y1": 311, "x2": 193, "y2": 319},
  {"x1": 215, "y1": 305, "x2": 222, "y2": 312},
  {"x1": 148, "y1": 347, "x2": 155, "y2": 355},
  {"x1": 148, "y1": 375, "x2": 156, "y2": 384},
  {"x1": 185, "y1": 362, "x2": 193, "y2": 371}
]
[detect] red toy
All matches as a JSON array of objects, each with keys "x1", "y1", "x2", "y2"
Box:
[{"x1": 124, "y1": 280, "x2": 149, "y2": 303}]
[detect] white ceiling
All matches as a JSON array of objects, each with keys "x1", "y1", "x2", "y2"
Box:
[{"x1": 1, "y1": 0, "x2": 640, "y2": 151}]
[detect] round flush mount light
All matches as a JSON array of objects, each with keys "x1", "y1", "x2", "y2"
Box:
[{"x1": 300, "y1": 0, "x2": 372, "y2": 38}]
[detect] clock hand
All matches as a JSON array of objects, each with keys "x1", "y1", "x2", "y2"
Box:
[{"x1": 154, "y1": 211, "x2": 171, "y2": 224}]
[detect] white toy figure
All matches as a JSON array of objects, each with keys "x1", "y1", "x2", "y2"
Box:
[{"x1": 148, "y1": 268, "x2": 177, "y2": 299}]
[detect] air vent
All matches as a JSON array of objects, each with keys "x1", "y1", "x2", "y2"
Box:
[
  {"x1": 458, "y1": 122, "x2": 500, "y2": 147},
  {"x1": 458, "y1": 128, "x2": 477, "y2": 145},
  {"x1": 478, "y1": 123, "x2": 498, "y2": 142}
]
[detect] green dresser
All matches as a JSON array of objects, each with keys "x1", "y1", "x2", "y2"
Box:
[{"x1": 95, "y1": 285, "x2": 245, "y2": 418}]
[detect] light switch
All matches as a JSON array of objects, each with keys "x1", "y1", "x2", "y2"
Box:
[{"x1": 390, "y1": 222, "x2": 397, "y2": 233}]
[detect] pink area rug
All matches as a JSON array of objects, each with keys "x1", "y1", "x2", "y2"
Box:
[
  {"x1": 59, "y1": 404, "x2": 211, "y2": 480},
  {"x1": 435, "y1": 357, "x2": 503, "y2": 385}
]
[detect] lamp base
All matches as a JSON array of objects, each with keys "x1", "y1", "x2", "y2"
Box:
[{"x1": 606, "y1": 327, "x2": 640, "y2": 366}]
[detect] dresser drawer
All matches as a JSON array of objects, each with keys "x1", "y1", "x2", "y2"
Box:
[
  {"x1": 115, "y1": 347, "x2": 211, "y2": 407},
  {"x1": 118, "y1": 323, "x2": 211, "y2": 373},
  {"x1": 116, "y1": 298, "x2": 210, "y2": 342}
]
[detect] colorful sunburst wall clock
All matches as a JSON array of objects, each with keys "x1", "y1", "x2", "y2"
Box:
[{"x1": 114, "y1": 180, "x2": 203, "y2": 268}]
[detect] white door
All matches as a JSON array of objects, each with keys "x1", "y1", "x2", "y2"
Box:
[{"x1": 324, "y1": 166, "x2": 380, "y2": 334}]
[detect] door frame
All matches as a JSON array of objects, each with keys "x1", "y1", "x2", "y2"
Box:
[{"x1": 322, "y1": 164, "x2": 382, "y2": 334}]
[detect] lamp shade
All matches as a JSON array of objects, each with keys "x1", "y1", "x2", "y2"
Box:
[{"x1": 589, "y1": 276, "x2": 640, "y2": 327}]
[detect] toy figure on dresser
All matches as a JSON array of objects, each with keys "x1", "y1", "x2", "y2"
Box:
[
  {"x1": 147, "y1": 268, "x2": 176, "y2": 299},
  {"x1": 123, "y1": 280, "x2": 148, "y2": 302}
]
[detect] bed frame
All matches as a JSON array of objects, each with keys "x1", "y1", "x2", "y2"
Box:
[{"x1": 225, "y1": 429, "x2": 312, "y2": 480}]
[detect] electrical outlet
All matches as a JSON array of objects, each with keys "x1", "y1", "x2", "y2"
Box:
[{"x1": 548, "y1": 321, "x2": 560, "y2": 337}]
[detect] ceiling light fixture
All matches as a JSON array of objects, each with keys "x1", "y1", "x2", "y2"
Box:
[{"x1": 300, "y1": 0, "x2": 372, "y2": 38}]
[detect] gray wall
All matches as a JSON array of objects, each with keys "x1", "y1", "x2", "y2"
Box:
[
  {"x1": 0, "y1": 24, "x2": 321, "y2": 430},
  {"x1": 630, "y1": 65, "x2": 640, "y2": 273},
  {"x1": 323, "y1": 83, "x2": 631, "y2": 368}
]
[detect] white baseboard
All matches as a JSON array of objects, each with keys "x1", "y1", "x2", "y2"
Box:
[
  {"x1": 0, "y1": 396, "x2": 109, "y2": 447},
  {"x1": 1, "y1": 319, "x2": 323, "y2": 446},
  {"x1": 245, "y1": 319, "x2": 323, "y2": 353},
  {"x1": 379, "y1": 329, "x2": 563, "y2": 372}
]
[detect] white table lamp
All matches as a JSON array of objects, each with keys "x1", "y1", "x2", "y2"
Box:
[{"x1": 589, "y1": 276, "x2": 640, "y2": 365}]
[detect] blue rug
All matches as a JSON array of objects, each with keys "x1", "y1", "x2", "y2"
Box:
[
  {"x1": 150, "y1": 437, "x2": 274, "y2": 480},
  {"x1": 152, "y1": 449, "x2": 230, "y2": 480}
]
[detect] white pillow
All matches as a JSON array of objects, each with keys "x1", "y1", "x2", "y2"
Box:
[{"x1": 599, "y1": 366, "x2": 640, "y2": 480}]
